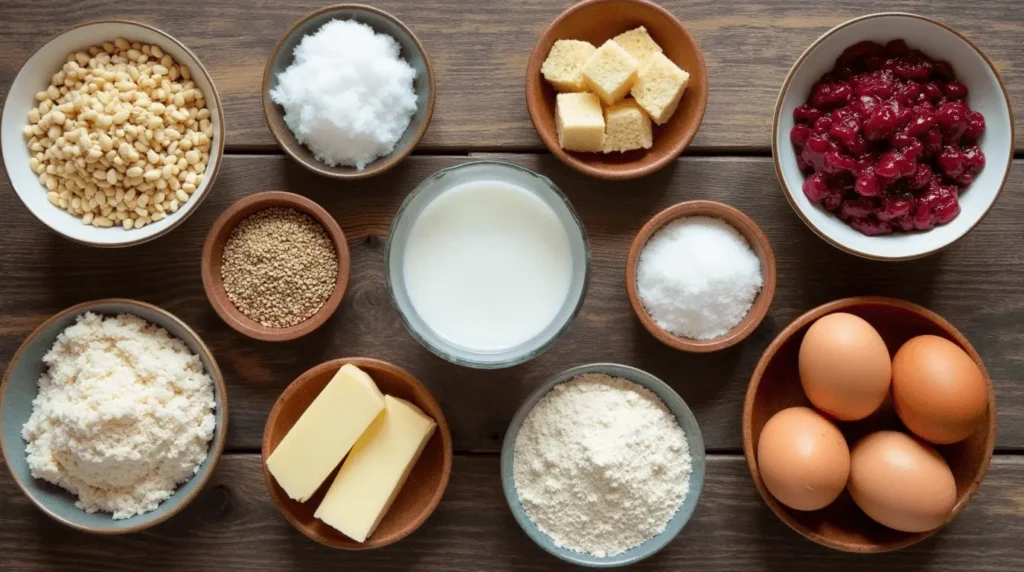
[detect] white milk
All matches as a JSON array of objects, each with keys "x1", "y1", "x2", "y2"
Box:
[{"x1": 403, "y1": 179, "x2": 573, "y2": 352}]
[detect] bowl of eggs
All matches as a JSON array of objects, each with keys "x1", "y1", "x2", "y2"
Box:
[{"x1": 742, "y1": 296, "x2": 995, "y2": 552}]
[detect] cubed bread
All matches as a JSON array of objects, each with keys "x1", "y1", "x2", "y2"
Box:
[
  {"x1": 612, "y1": 26, "x2": 663, "y2": 67},
  {"x1": 603, "y1": 99, "x2": 653, "y2": 153},
  {"x1": 581, "y1": 40, "x2": 639, "y2": 105},
  {"x1": 555, "y1": 92, "x2": 605, "y2": 152},
  {"x1": 541, "y1": 39, "x2": 597, "y2": 92},
  {"x1": 630, "y1": 52, "x2": 690, "y2": 125}
]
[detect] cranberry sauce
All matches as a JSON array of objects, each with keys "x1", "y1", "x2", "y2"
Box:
[{"x1": 791, "y1": 40, "x2": 985, "y2": 235}]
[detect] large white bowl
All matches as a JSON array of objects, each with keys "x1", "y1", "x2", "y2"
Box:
[
  {"x1": 773, "y1": 13, "x2": 1014, "y2": 261},
  {"x1": 1, "y1": 21, "x2": 225, "y2": 247}
]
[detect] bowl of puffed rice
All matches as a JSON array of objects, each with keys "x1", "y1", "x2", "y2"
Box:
[{"x1": 0, "y1": 20, "x2": 225, "y2": 247}]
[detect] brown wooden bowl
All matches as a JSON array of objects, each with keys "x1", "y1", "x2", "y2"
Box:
[
  {"x1": 526, "y1": 0, "x2": 708, "y2": 180},
  {"x1": 742, "y1": 297, "x2": 997, "y2": 553},
  {"x1": 261, "y1": 357, "x2": 453, "y2": 550},
  {"x1": 262, "y1": 4, "x2": 435, "y2": 179},
  {"x1": 625, "y1": 200, "x2": 777, "y2": 352},
  {"x1": 200, "y1": 191, "x2": 350, "y2": 342}
]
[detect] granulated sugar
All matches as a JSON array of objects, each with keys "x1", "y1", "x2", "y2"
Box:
[
  {"x1": 637, "y1": 216, "x2": 762, "y2": 340},
  {"x1": 269, "y1": 19, "x2": 418, "y2": 170},
  {"x1": 512, "y1": 373, "x2": 692, "y2": 557}
]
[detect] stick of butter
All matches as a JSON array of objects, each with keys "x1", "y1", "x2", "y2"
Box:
[
  {"x1": 266, "y1": 364, "x2": 385, "y2": 502},
  {"x1": 314, "y1": 395, "x2": 437, "y2": 542}
]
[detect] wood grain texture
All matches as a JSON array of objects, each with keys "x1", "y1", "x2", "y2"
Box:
[
  {"x1": 0, "y1": 0, "x2": 1020, "y2": 152},
  {"x1": 1, "y1": 454, "x2": 1022, "y2": 570},
  {"x1": 1, "y1": 155, "x2": 1021, "y2": 453}
]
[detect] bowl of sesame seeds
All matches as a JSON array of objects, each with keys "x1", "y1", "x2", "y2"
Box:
[{"x1": 200, "y1": 191, "x2": 350, "y2": 342}]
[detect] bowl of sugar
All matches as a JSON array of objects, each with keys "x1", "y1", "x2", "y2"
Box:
[
  {"x1": 386, "y1": 160, "x2": 590, "y2": 369},
  {"x1": 626, "y1": 200, "x2": 777, "y2": 352},
  {"x1": 263, "y1": 5, "x2": 435, "y2": 179},
  {"x1": 501, "y1": 362, "x2": 706, "y2": 567}
]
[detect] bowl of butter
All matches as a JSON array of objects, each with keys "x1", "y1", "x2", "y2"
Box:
[{"x1": 260, "y1": 357, "x2": 453, "y2": 549}]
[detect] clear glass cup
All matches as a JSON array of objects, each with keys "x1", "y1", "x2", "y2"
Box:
[{"x1": 386, "y1": 160, "x2": 590, "y2": 369}]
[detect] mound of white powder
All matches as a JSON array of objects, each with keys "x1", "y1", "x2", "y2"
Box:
[
  {"x1": 22, "y1": 313, "x2": 216, "y2": 519},
  {"x1": 512, "y1": 373, "x2": 692, "y2": 557},
  {"x1": 270, "y1": 19, "x2": 419, "y2": 170}
]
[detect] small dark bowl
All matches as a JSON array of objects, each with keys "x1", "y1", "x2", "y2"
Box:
[
  {"x1": 742, "y1": 297, "x2": 997, "y2": 552},
  {"x1": 263, "y1": 4, "x2": 435, "y2": 179},
  {"x1": 200, "y1": 191, "x2": 351, "y2": 342},
  {"x1": 526, "y1": 0, "x2": 708, "y2": 180},
  {"x1": 261, "y1": 357, "x2": 453, "y2": 549},
  {"x1": 625, "y1": 200, "x2": 777, "y2": 352}
]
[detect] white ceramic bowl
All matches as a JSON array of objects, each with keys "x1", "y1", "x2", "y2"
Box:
[
  {"x1": 773, "y1": 13, "x2": 1014, "y2": 260},
  {"x1": 1, "y1": 20, "x2": 225, "y2": 247}
]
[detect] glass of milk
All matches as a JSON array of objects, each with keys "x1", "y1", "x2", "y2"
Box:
[{"x1": 387, "y1": 161, "x2": 590, "y2": 368}]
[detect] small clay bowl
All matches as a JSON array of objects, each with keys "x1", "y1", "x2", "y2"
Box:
[
  {"x1": 201, "y1": 191, "x2": 350, "y2": 342},
  {"x1": 625, "y1": 200, "x2": 777, "y2": 352},
  {"x1": 742, "y1": 296, "x2": 997, "y2": 552},
  {"x1": 261, "y1": 357, "x2": 453, "y2": 549},
  {"x1": 526, "y1": 0, "x2": 708, "y2": 180},
  {"x1": 263, "y1": 4, "x2": 435, "y2": 179}
]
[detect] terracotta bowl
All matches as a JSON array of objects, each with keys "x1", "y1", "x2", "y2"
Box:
[
  {"x1": 742, "y1": 297, "x2": 997, "y2": 552},
  {"x1": 261, "y1": 357, "x2": 453, "y2": 549},
  {"x1": 263, "y1": 4, "x2": 435, "y2": 179},
  {"x1": 526, "y1": 0, "x2": 708, "y2": 180},
  {"x1": 200, "y1": 191, "x2": 350, "y2": 342},
  {"x1": 625, "y1": 200, "x2": 777, "y2": 352}
]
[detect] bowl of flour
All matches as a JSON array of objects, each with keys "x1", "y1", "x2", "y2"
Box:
[
  {"x1": 0, "y1": 299, "x2": 228, "y2": 533},
  {"x1": 501, "y1": 363, "x2": 706, "y2": 567}
]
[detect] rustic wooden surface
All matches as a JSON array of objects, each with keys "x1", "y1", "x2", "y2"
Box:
[
  {"x1": 2, "y1": 0, "x2": 1023, "y2": 569},
  {"x1": 2, "y1": 455, "x2": 1023, "y2": 571},
  {"x1": 2, "y1": 155, "x2": 1022, "y2": 454},
  {"x1": 0, "y1": 0, "x2": 1021, "y2": 152}
]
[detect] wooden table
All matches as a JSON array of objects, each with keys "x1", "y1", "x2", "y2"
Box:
[{"x1": 1, "y1": 1, "x2": 1022, "y2": 570}]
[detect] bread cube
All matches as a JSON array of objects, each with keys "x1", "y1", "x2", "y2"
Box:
[
  {"x1": 603, "y1": 99, "x2": 653, "y2": 153},
  {"x1": 612, "y1": 26, "x2": 663, "y2": 67},
  {"x1": 541, "y1": 40, "x2": 597, "y2": 92},
  {"x1": 555, "y1": 92, "x2": 605, "y2": 152},
  {"x1": 630, "y1": 52, "x2": 689, "y2": 125},
  {"x1": 581, "y1": 40, "x2": 639, "y2": 105}
]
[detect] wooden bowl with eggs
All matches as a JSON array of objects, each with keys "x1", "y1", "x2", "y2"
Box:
[{"x1": 742, "y1": 296, "x2": 995, "y2": 553}]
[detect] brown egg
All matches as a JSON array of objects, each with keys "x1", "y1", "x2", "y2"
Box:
[
  {"x1": 757, "y1": 407, "x2": 850, "y2": 511},
  {"x1": 799, "y1": 312, "x2": 891, "y2": 421},
  {"x1": 892, "y1": 335, "x2": 988, "y2": 444},
  {"x1": 848, "y1": 431, "x2": 957, "y2": 532}
]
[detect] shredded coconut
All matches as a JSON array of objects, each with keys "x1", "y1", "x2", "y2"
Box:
[
  {"x1": 269, "y1": 19, "x2": 419, "y2": 170},
  {"x1": 21, "y1": 312, "x2": 216, "y2": 519},
  {"x1": 637, "y1": 216, "x2": 763, "y2": 340},
  {"x1": 512, "y1": 373, "x2": 692, "y2": 557}
]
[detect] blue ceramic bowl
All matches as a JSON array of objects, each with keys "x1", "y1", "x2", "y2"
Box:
[
  {"x1": 0, "y1": 299, "x2": 228, "y2": 533},
  {"x1": 500, "y1": 363, "x2": 706, "y2": 567}
]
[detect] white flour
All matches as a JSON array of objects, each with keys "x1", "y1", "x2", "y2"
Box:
[
  {"x1": 22, "y1": 313, "x2": 216, "y2": 519},
  {"x1": 512, "y1": 373, "x2": 692, "y2": 557}
]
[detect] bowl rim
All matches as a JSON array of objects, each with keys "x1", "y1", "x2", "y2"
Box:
[
  {"x1": 0, "y1": 298, "x2": 229, "y2": 534},
  {"x1": 261, "y1": 3, "x2": 436, "y2": 180},
  {"x1": 524, "y1": 0, "x2": 709, "y2": 181},
  {"x1": 771, "y1": 12, "x2": 1016, "y2": 262},
  {"x1": 384, "y1": 159, "x2": 591, "y2": 369},
  {"x1": 500, "y1": 362, "x2": 706, "y2": 567},
  {"x1": 200, "y1": 190, "x2": 352, "y2": 342},
  {"x1": 259, "y1": 356, "x2": 453, "y2": 550},
  {"x1": 741, "y1": 295, "x2": 997, "y2": 552},
  {"x1": 625, "y1": 200, "x2": 777, "y2": 352},
  {"x1": 0, "y1": 19, "x2": 226, "y2": 248}
]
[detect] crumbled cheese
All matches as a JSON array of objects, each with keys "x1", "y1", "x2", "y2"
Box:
[
  {"x1": 637, "y1": 216, "x2": 763, "y2": 340},
  {"x1": 21, "y1": 312, "x2": 216, "y2": 519}
]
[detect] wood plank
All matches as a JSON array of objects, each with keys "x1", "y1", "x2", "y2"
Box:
[
  {"x1": 1, "y1": 155, "x2": 1022, "y2": 452},
  {"x1": 0, "y1": 0, "x2": 1020, "y2": 152},
  {"x1": 1, "y1": 454, "x2": 1022, "y2": 570}
]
